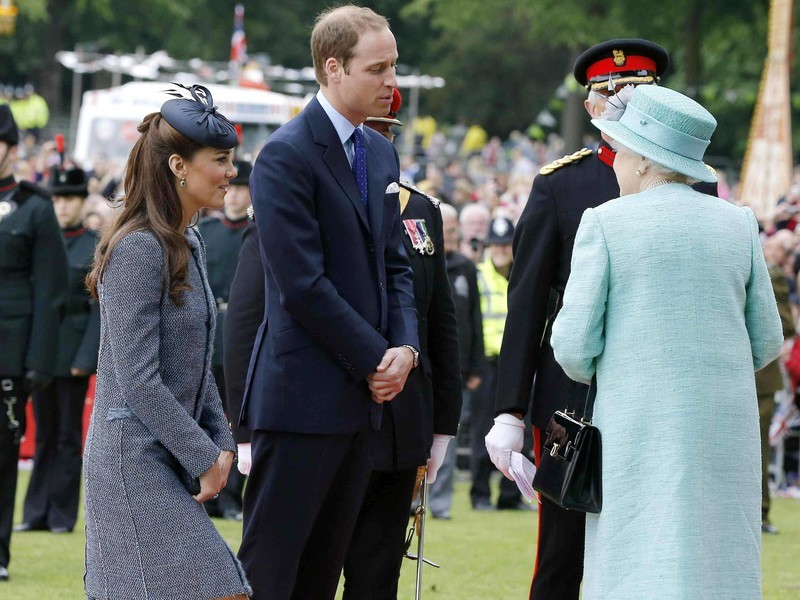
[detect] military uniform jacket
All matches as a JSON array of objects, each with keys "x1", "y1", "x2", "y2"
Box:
[
  {"x1": 496, "y1": 143, "x2": 718, "y2": 429},
  {"x1": 55, "y1": 226, "x2": 100, "y2": 376},
  {"x1": 374, "y1": 184, "x2": 462, "y2": 471},
  {"x1": 495, "y1": 146, "x2": 619, "y2": 429},
  {"x1": 197, "y1": 215, "x2": 248, "y2": 367},
  {"x1": 0, "y1": 179, "x2": 68, "y2": 377}
]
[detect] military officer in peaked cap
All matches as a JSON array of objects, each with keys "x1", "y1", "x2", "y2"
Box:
[
  {"x1": 485, "y1": 39, "x2": 717, "y2": 600},
  {"x1": 198, "y1": 158, "x2": 252, "y2": 522},
  {"x1": 342, "y1": 91, "x2": 462, "y2": 598},
  {"x1": 0, "y1": 107, "x2": 68, "y2": 581},
  {"x1": 16, "y1": 165, "x2": 99, "y2": 536}
]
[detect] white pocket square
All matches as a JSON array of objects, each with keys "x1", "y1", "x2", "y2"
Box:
[{"x1": 385, "y1": 182, "x2": 400, "y2": 194}]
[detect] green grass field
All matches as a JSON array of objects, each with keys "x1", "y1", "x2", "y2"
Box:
[{"x1": 5, "y1": 470, "x2": 800, "y2": 599}]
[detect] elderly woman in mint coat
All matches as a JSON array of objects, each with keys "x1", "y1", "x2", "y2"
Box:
[{"x1": 551, "y1": 85, "x2": 783, "y2": 600}]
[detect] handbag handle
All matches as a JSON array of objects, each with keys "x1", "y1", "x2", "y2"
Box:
[{"x1": 571, "y1": 376, "x2": 597, "y2": 424}]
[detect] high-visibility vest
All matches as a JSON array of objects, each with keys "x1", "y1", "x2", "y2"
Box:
[{"x1": 476, "y1": 257, "x2": 508, "y2": 358}]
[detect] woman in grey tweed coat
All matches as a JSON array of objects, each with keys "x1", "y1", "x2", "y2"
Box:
[{"x1": 84, "y1": 85, "x2": 251, "y2": 600}]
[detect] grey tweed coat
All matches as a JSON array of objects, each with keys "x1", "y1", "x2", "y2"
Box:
[{"x1": 84, "y1": 229, "x2": 251, "y2": 600}]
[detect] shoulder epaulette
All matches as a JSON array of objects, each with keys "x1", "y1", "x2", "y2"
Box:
[
  {"x1": 399, "y1": 181, "x2": 440, "y2": 208},
  {"x1": 246, "y1": 205, "x2": 255, "y2": 221},
  {"x1": 538, "y1": 148, "x2": 593, "y2": 176},
  {"x1": 17, "y1": 179, "x2": 51, "y2": 199}
]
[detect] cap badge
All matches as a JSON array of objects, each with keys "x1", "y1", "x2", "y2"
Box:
[
  {"x1": 492, "y1": 218, "x2": 509, "y2": 238},
  {"x1": 59, "y1": 173, "x2": 68, "y2": 183},
  {"x1": 613, "y1": 49, "x2": 626, "y2": 67}
]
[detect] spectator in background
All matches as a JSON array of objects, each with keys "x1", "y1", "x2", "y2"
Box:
[
  {"x1": 459, "y1": 202, "x2": 490, "y2": 264},
  {"x1": 428, "y1": 202, "x2": 485, "y2": 519},
  {"x1": 471, "y1": 217, "x2": 529, "y2": 512},
  {"x1": 758, "y1": 235, "x2": 797, "y2": 534}
]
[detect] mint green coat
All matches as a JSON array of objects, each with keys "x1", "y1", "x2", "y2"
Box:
[{"x1": 551, "y1": 184, "x2": 783, "y2": 600}]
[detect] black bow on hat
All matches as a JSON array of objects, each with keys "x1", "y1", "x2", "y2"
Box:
[{"x1": 160, "y1": 83, "x2": 238, "y2": 149}]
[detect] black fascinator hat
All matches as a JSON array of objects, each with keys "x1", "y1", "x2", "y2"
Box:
[{"x1": 160, "y1": 84, "x2": 238, "y2": 149}]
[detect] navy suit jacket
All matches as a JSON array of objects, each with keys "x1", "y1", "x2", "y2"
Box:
[{"x1": 242, "y1": 97, "x2": 419, "y2": 435}]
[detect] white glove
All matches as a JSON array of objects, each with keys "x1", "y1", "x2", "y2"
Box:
[
  {"x1": 426, "y1": 434, "x2": 453, "y2": 483},
  {"x1": 237, "y1": 443, "x2": 252, "y2": 476},
  {"x1": 485, "y1": 413, "x2": 525, "y2": 480}
]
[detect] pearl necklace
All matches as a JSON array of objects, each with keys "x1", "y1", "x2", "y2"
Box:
[{"x1": 644, "y1": 178, "x2": 683, "y2": 191}]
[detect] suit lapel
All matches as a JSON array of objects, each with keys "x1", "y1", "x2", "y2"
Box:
[{"x1": 308, "y1": 99, "x2": 370, "y2": 232}]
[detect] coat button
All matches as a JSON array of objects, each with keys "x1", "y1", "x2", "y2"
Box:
[{"x1": 379, "y1": 282, "x2": 385, "y2": 291}]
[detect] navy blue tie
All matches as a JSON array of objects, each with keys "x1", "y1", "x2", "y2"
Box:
[{"x1": 351, "y1": 128, "x2": 368, "y2": 206}]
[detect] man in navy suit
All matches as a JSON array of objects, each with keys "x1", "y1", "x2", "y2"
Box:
[{"x1": 238, "y1": 6, "x2": 419, "y2": 599}]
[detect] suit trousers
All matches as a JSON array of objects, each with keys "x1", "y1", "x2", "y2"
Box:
[
  {"x1": 470, "y1": 360, "x2": 522, "y2": 508},
  {"x1": 758, "y1": 392, "x2": 776, "y2": 523},
  {"x1": 23, "y1": 376, "x2": 89, "y2": 531},
  {"x1": 0, "y1": 377, "x2": 27, "y2": 568},
  {"x1": 239, "y1": 427, "x2": 373, "y2": 600},
  {"x1": 342, "y1": 468, "x2": 417, "y2": 599},
  {"x1": 529, "y1": 426, "x2": 585, "y2": 600}
]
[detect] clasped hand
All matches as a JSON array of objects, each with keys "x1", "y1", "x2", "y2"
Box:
[
  {"x1": 366, "y1": 346, "x2": 414, "y2": 403},
  {"x1": 194, "y1": 450, "x2": 234, "y2": 503}
]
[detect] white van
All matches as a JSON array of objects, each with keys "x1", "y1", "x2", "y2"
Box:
[{"x1": 73, "y1": 81, "x2": 308, "y2": 167}]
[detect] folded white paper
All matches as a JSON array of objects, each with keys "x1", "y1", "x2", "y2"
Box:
[{"x1": 509, "y1": 451, "x2": 537, "y2": 504}]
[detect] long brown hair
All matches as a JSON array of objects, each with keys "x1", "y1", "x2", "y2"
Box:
[{"x1": 86, "y1": 112, "x2": 203, "y2": 305}]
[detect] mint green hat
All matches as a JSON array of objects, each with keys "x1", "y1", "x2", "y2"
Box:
[{"x1": 592, "y1": 85, "x2": 717, "y2": 183}]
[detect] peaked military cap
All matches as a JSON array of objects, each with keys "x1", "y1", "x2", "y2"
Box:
[
  {"x1": 0, "y1": 104, "x2": 19, "y2": 146},
  {"x1": 49, "y1": 166, "x2": 89, "y2": 197},
  {"x1": 573, "y1": 39, "x2": 669, "y2": 90},
  {"x1": 230, "y1": 159, "x2": 252, "y2": 185},
  {"x1": 160, "y1": 84, "x2": 238, "y2": 148}
]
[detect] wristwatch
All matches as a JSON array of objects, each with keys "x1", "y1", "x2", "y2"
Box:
[{"x1": 401, "y1": 344, "x2": 420, "y2": 368}]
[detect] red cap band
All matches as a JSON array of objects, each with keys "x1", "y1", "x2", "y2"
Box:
[{"x1": 586, "y1": 55, "x2": 658, "y2": 82}]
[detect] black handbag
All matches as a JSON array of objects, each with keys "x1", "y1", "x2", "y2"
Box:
[{"x1": 532, "y1": 379, "x2": 602, "y2": 513}]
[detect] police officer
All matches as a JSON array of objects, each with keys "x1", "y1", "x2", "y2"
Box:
[
  {"x1": 197, "y1": 159, "x2": 252, "y2": 521},
  {"x1": 342, "y1": 92, "x2": 462, "y2": 598},
  {"x1": 485, "y1": 40, "x2": 717, "y2": 600},
  {"x1": 15, "y1": 166, "x2": 99, "y2": 535},
  {"x1": 0, "y1": 106, "x2": 68, "y2": 580}
]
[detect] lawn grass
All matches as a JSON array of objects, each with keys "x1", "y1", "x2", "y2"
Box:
[{"x1": 5, "y1": 469, "x2": 800, "y2": 599}]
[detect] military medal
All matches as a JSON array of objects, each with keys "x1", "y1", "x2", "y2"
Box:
[
  {"x1": 415, "y1": 219, "x2": 435, "y2": 255},
  {"x1": 403, "y1": 218, "x2": 435, "y2": 255},
  {"x1": 403, "y1": 218, "x2": 425, "y2": 254}
]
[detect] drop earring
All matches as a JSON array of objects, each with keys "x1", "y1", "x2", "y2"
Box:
[{"x1": 180, "y1": 178, "x2": 186, "y2": 188}]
